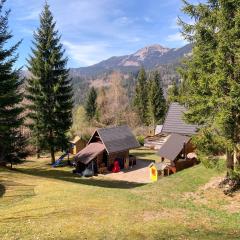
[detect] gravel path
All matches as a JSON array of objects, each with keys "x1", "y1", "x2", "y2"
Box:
[{"x1": 101, "y1": 160, "x2": 152, "y2": 184}]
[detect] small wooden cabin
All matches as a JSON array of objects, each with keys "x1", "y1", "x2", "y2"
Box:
[
  {"x1": 74, "y1": 125, "x2": 140, "y2": 173},
  {"x1": 157, "y1": 133, "x2": 196, "y2": 172},
  {"x1": 69, "y1": 136, "x2": 86, "y2": 155},
  {"x1": 155, "y1": 102, "x2": 198, "y2": 173}
]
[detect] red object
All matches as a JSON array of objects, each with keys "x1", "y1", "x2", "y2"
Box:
[
  {"x1": 112, "y1": 160, "x2": 120, "y2": 173},
  {"x1": 168, "y1": 166, "x2": 177, "y2": 174}
]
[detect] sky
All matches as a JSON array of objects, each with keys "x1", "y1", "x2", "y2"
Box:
[{"x1": 4, "y1": 0, "x2": 197, "y2": 68}]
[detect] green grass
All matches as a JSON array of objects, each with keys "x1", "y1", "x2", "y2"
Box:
[
  {"x1": 0, "y1": 150, "x2": 240, "y2": 240},
  {"x1": 130, "y1": 148, "x2": 160, "y2": 162}
]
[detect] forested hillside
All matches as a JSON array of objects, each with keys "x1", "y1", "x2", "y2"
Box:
[{"x1": 70, "y1": 44, "x2": 191, "y2": 104}]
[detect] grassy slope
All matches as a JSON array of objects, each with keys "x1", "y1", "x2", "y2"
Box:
[{"x1": 0, "y1": 151, "x2": 240, "y2": 240}]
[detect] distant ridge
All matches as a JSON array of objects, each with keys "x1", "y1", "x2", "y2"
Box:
[
  {"x1": 22, "y1": 43, "x2": 192, "y2": 105},
  {"x1": 70, "y1": 43, "x2": 192, "y2": 78}
]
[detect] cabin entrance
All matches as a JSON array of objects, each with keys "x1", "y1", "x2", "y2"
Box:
[{"x1": 102, "y1": 151, "x2": 108, "y2": 167}]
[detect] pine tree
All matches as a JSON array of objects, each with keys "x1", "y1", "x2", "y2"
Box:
[
  {"x1": 26, "y1": 3, "x2": 73, "y2": 163},
  {"x1": 179, "y1": 0, "x2": 240, "y2": 175},
  {"x1": 85, "y1": 87, "x2": 97, "y2": 121},
  {"x1": 0, "y1": 0, "x2": 26, "y2": 167},
  {"x1": 167, "y1": 81, "x2": 179, "y2": 105},
  {"x1": 147, "y1": 71, "x2": 166, "y2": 127},
  {"x1": 134, "y1": 67, "x2": 148, "y2": 124}
]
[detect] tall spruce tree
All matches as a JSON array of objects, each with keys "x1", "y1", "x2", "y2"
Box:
[
  {"x1": 134, "y1": 67, "x2": 148, "y2": 124},
  {"x1": 0, "y1": 0, "x2": 26, "y2": 167},
  {"x1": 147, "y1": 71, "x2": 166, "y2": 127},
  {"x1": 85, "y1": 87, "x2": 97, "y2": 121},
  {"x1": 179, "y1": 0, "x2": 240, "y2": 175},
  {"x1": 26, "y1": 3, "x2": 73, "y2": 163}
]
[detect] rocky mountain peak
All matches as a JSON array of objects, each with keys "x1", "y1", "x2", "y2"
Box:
[
  {"x1": 70, "y1": 43, "x2": 192, "y2": 77},
  {"x1": 133, "y1": 44, "x2": 170, "y2": 60}
]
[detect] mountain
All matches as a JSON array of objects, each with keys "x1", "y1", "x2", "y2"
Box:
[
  {"x1": 22, "y1": 43, "x2": 192, "y2": 104},
  {"x1": 70, "y1": 43, "x2": 192, "y2": 78}
]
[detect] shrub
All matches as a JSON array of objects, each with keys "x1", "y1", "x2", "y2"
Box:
[{"x1": 136, "y1": 135, "x2": 145, "y2": 146}]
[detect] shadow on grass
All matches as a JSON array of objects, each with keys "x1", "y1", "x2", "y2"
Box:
[
  {"x1": 0, "y1": 179, "x2": 35, "y2": 200},
  {"x1": 0, "y1": 183, "x2": 6, "y2": 197},
  {"x1": 15, "y1": 167, "x2": 146, "y2": 189}
]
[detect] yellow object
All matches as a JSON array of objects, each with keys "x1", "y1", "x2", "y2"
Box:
[{"x1": 150, "y1": 164, "x2": 158, "y2": 182}]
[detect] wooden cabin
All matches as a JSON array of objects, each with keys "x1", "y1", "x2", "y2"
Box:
[
  {"x1": 74, "y1": 125, "x2": 140, "y2": 174},
  {"x1": 156, "y1": 103, "x2": 198, "y2": 173},
  {"x1": 161, "y1": 102, "x2": 198, "y2": 136},
  {"x1": 69, "y1": 136, "x2": 86, "y2": 155},
  {"x1": 157, "y1": 133, "x2": 197, "y2": 172},
  {"x1": 144, "y1": 133, "x2": 169, "y2": 150}
]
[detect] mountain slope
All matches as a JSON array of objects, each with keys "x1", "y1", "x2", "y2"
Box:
[
  {"x1": 22, "y1": 43, "x2": 192, "y2": 104},
  {"x1": 70, "y1": 43, "x2": 192, "y2": 78}
]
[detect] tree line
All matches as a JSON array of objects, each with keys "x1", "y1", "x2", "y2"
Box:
[{"x1": 84, "y1": 69, "x2": 167, "y2": 128}]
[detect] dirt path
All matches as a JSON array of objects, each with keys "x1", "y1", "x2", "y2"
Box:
[{"x1": 100, "y1": 160, "x2": 152, "y2": 183}]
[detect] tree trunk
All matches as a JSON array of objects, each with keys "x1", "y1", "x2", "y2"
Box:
[
  {"x1": 36, "y1": 146, "x2": 40, "y2": 159},
  {"x1": 51, "y1": 146, "x2": 55, "y2": 164},
  {"x1": 234, "y1": 146, "x2": 240, "y2": 168},
  {"x1": 226, "y1": 150, "x2": 234, "y2": 176}
]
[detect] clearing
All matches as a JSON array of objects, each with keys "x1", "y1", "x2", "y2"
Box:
[{"x1": 0, "y1": 150, "x2": 240, "y2": 240}]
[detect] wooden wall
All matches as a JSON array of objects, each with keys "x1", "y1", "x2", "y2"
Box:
[
  {"x1": 185, "y1": 142, "x2": 195, "y2": 155},
  {"x1": 70, "y1": 140, "x2": 86, "y2": 155},
  {"x1": 108, "y1": 151, "x2": 129, "y2": 169}
]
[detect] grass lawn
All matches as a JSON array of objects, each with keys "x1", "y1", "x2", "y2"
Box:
[
  {"x1": 130, "y1": 147, "x2": 160, "y2": 162},
  {"x1": 0, "y1": 150, "x2": 240, "y2": 240}
]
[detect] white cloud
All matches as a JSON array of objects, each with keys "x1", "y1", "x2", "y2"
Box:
[
  {"x1": 114, "y1": 16, "x2": 132, "y2": 25},
  {"x1": 166, "y1": 32, "x2": 187, "y2": 43},
  {"x1": 127, "y1": 37, "x2": 141, "y2": 43},
  {"x1": 17, "y1": 10, "x2": 40, "y2": 21},
  {"x1": 170, "y1": 17, "x2": 179, "y2": 29},
  {"x1": 144, "y1": 17, "x2": 153, "y2": 23},
  {"x1": 63, "y1": 41, "x2": 114, "y2": 66},
  {"x1": 170, "y1": 16, "x2": 195, "y2": 30},
  {"x1": 20, "y1": 27, "x2": 34, "y2": 36}
]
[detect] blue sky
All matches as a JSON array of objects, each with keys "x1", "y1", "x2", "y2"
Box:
[{"x1": 4, "y1": 0, "x2": 196, "y2": 68}]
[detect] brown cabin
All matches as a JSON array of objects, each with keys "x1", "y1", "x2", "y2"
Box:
[
  {"x1": 157, "y1": 102, "x2": 199, "y2": 173},
  {"x1": 157, "y1": 134, "x2": 197, "y2": 172},
  {"x1": 74, "y1": 125, "x2": 140, "y2": 173}
]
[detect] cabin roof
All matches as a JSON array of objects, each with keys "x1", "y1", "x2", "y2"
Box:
[
  {"x1": 90, "y1": 125, "x2": 140, "y2": 154},
  {"x1": 157, "y1": 133, "x2": 190, "y2": 161},
  {"x1": 162, "y1": 102, "x2": 197, "y2": 136},
  {"x1": 70, "y1": 135, "x2": 81, "y2": 144},
  {"x1": 74, "y1": 142, "x2": 105, "y2": 164}
]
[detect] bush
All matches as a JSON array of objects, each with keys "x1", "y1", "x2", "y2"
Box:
[
  {"x1": 136, "y1": 135, "x2": 145, "y2": 146},
  {"x1": 81, "y1": 133, "x2": 92, "y2": 142},
  {"x1": 199, "y1": 153, "x2": 226, "y2": 173}
]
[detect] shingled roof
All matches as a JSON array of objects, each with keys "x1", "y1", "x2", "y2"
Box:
[
  {"x1": 162, "y1": 102, "x2": 198, "y2": 136},
  {"x1": 157, "y1": 134, "x2": 190, "y2": 161},
  {"x1": 74, "y1": 143, "x2": 105, "y2": 164},
  {"x1": 90, "y1": 125, "x2": 140, "y2": 154}
]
